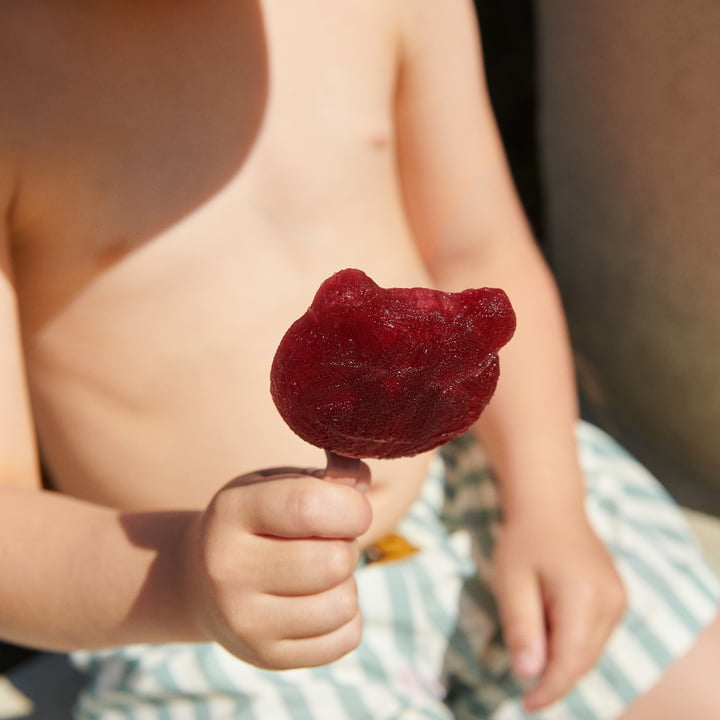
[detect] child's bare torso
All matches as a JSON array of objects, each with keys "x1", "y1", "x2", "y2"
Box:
[{"x1": 3, "y1": 1, "x2": 432, "y2": 515}]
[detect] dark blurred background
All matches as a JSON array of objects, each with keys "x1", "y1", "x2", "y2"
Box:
[
  {"x1": 478, "y1": 0, "x2": 720, "y2": 516},
  {"x1": 474, "y1": 0, "x2": 543, "y2": 243}
]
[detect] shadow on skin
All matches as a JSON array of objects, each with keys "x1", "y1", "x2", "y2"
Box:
[{"x1": 7, "y1": 0, "x2": 269, "y2": 333}]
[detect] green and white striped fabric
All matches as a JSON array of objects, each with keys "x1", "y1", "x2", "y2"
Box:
[{"x1": 71, "y1": 422, "x2": 720, "y2": 720}]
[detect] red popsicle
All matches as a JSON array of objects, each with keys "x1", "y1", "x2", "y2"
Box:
[{"x1": 271, "y1": 268, "x2": 515, "y2": 466}]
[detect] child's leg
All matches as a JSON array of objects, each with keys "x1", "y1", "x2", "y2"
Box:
[{"x1": 618, "y1": 612, "x2": 720, "y2": 719}]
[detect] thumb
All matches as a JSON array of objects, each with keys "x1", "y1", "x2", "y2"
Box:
[{"x1": 494, "y1": 560, "x2": 547, "y2": 681}]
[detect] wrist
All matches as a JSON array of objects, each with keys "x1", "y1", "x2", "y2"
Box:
[
  {"x1": 119, "y1": 509, "x2": 209, "y2": 645},
  {"x1": 474, "y1": 418, "x2": 586, "y2": 524},
  {"x1": 495, "y1": 463, "x2": 587, "y2": 525},
  {"x1": 175, "y1": 510, "x2": 214, "y2": 643}
]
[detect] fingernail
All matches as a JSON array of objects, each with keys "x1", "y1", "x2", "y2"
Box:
[{"x1": 512, "y1": 648, "x2": 542, "y2": 679}]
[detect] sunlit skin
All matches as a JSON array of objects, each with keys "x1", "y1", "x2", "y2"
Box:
[{"x1": 1, "y1": 1, "x2": 718, "y2": 715}]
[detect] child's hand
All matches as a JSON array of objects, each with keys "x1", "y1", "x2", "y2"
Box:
[
  {"x1": 493, "y1": 510, "x2": 627, "y2": 712},
  {"x1": 184, "y1": 465, "x2": 372, "y2": 669}
]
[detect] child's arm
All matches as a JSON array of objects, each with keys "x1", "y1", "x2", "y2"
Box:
[
  {"x1": 0, "y1": 474, "x2": 369, "y2": 668},
  {"x1": 395, "y1": 0, "x2": 626, "y2": 710},
  {"x1": 0, "y1": 216, "x2": 370, "y2": 667}
]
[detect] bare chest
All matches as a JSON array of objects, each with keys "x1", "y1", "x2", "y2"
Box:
[{"x1": 8, "y1": 0, "x2": 400, "y2": 334}]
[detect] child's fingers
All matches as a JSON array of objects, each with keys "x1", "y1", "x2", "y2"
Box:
[
  {"x1": 522, "y1": 586, "x2": 594, "y2": 712},
  {"x1": 255, "y1": 537, "x2": 361, "y2": 596},
  {"x1": 256, "y1": 608, "x2": 364, "y2": 670},
  {"x1": 494, "y1": 563, "x2": 546, "y2": 682},
  {"x1": 216, "y1": 473, "x2": 373, "y2": 540},
  {"x1": 267, "y1": 577, "x2": 360, "y2": 640}
]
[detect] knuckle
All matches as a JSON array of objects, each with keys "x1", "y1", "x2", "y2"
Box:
[
  {"x1": 251, "y1": 643, "x2": 291, "y2": 671},
  {"x1": 342, "y1": 611, "x2": 364, "y2": 654},
  {"x1": 331, "y1": 579, "x2": 359, "y2": 624},
  {"x1": 287, "y1": 484, "x2": 323, "y2": 534},
  {"x1": 573, "y1": 580, "x2": 597, "y2": 607},
  {"x1": 322, "y1": 541, "x2": 358, "y2": 583},
  {"x1": 590, "y1": 579, "x2": 626, "y2": 627},
  {"x1": 349, "y1": 495, "x2": 373, "y2": 536}
]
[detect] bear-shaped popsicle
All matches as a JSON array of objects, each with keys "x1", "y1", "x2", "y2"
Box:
[{"x1": 271, "y1": 269, "x2": 515, "y2": 464}]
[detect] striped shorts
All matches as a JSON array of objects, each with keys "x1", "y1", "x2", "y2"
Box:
[{"x1": 71, "y1": 422, "x2": 720, "y2": 719}]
